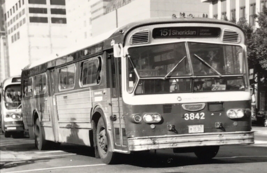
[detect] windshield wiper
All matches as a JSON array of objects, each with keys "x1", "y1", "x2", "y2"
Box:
[
  {"x1": 194, "y1": 54, "x2": 222, "y2": 77},
  {"x1": 163, "y1": 56, "x2": 186, "y2": 80}
]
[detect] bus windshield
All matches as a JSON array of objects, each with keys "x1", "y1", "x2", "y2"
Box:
[
  {"x1": 4, "y1": 85, "x2": 21, "y2": 109},
  {"x1": 127, "y1": 42, "x2": 247, "y2": 94}
]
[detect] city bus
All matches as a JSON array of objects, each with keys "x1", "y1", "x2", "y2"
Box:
[
  {"x1": 0, "y1": 76, "x2": 24, "y2": 137},
  {"x1": 21, "y1": 17, "x2": 254, "y2": 164}
]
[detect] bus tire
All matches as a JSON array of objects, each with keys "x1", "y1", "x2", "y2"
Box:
[
  {"x1": 96, "y1": 117, "x2": 118, "y2": 164},
  {"x1": 4, "y1": 131, "x2": 11, "y2": 138},
  {"x1": 194, "y1": 146, "x2": 219, "y2": 161},
  {"x1": 34, "y1": 118, "x2": 47, "y2": 150}
]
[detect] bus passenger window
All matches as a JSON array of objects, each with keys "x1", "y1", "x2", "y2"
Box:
[
  {"x1": 34, "y1": 74, "x2": 47, "y2": 95},
  {"x1": 81, "y1": 58, "x2": 100, "y2": 86},
  {"x1": 59, "y1": 65, "x2": 75, "y2": 90}
]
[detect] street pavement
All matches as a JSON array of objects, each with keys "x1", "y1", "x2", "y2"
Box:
[{"x1": 0, "y1": 126, "x2": 266, "y2": 170}]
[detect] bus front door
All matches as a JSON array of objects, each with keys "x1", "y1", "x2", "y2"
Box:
[
  {"x1": 108, "y1": 56, "x2": 127, "y2": 149},
  {"x1": 47, "y1": 68, "x2": 59, "y2": 142}
]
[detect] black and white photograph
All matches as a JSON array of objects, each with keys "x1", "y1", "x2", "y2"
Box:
[{"x1": 0, "y1": 0, "x2": 266, "y2": 172}]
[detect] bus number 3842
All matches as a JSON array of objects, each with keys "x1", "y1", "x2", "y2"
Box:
[{"x1": 183, "y1": 112, "x2": 205, "y2": 120}]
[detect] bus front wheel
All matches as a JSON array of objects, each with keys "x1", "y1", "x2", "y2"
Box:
[
  {"x1": 4, "y1": 131, "x2": 11, "y2": 138},
  {"x1": 34, "y1": 118, "x2": 47, "y2": 150},
  {"x1": 194, "y1": 146, "x2": 219, "y2": 161},
  {"x1": 96, "y1": 117, "x2": 118, "y2": 164}
]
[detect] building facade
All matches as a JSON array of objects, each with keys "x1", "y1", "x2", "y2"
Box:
[
  {"x1": 201, "y1": 0, "x2": 267, "y2": 26},
  {"x1": 4, "y1": 0, "x2": 68, "y2": 76},
  {"x1": 0, "y1": 0, "x2": 10, "y2": 82},
  {"x1": 65, "y1": 0, "x2": 91, "y2": 45},
  {"x1": 91, "y1": 0, "x2": 209, "y2": 36}
]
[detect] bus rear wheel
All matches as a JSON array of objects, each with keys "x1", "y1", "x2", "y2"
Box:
[
  {"x1": 34, "y1": 118, "x2": 47, "y2": 150},
  {"x1": 96, "y1": 117, "x2": 118, "y2": 164},
  {"x1": 4, "y1": 131, "x2": 11, "y2": 138},
  {"x1": 194, "y1": 146, "x2": 219, "y2": 161}
]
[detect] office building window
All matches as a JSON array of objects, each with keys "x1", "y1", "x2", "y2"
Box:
[
  {"x1": 11, "y1": 36, "x2": 14, "y2": 43},
  {"x1": 231, "y1": 9, "x2": 236, "y2": 22},
  {"x1": 14, "y1": 34, "x2": 17, "y2": 41},
  {"x1": 28, "y1": 0, "x2": 46, "y2": 4},
  {"x1": 29, "y1": 17, "x2": 48, "y2": 23},
  {"x1": 240, "y1": 6, "x2": 245, "y2": 18},
  {"x1": 23, "y1": 18, "x2": 26, "y2": 24},
  {"x1": 17, "y1": 32, "x2": 20, "y2": 40},
  {"x1": 7, "y1": 11, "x2": 9, "y2": 18},
  {"x1": 51, "y1": 17, "x2": 66, "y2": 24},
  {"x1": 250, "y1": 3, "x2": 256, "y2": 26},
  {"x1": 10, "y1": 9, "x2": 12, "y2": 15},
  {"x1": 51, "y1": 8, "x2": 66, "y2": 14},
  {"x1": 222, "y1": 12, "x2": 227, "y2": 20},
  {"x1": 19, "y1": 1, "x2": 21, "y2": 7},
  {"x1": 29, "y1": 8, "x2": 48, "y2": 14},
  {"x1": 261, "y1": 0, "x2": 267, "y2": 11},
  {"x1": 20, "y1": 20, "x2": 22, "y2": 26},
  {"x1": 50, "y1": 0, "x2": 65, "y2": 5},
  {"x1": 13, "y1": 6, "x2": 15, "y2": 13},
  {"x1": 22, "y1": 9, "x2": 25, "y2": 15},
  {"x1": 16, "y1": 14, "x2": 18, "y2": 20},
  {"x1": 16, "y1": 3, "x2": 18, "y2": 10}
]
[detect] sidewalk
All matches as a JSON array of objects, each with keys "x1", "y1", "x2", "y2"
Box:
[{"x1": 252, "y1": 127, "x2": 267, "y2": 136}]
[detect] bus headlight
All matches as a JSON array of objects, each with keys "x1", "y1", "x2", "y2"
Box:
[
  {"x1": 226, "y1": 109, "x2": 244, "y2": 119},
  {"x1": 12, "y1": 114, "x2": 17, "y2": 119},
  {"x1": 143, "y1": 113, "x2": 162, "y2": 123},
  {"x1": 131, "y1": 114, "x2": 142, "y2": 123}
]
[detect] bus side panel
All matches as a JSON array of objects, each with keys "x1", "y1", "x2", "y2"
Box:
[
  {"x1": 55, "y1": 89, "x2": 92, "y2": 145},
  {"x1": 23, "y1": 96, "x2": 36, "y2": 139}
]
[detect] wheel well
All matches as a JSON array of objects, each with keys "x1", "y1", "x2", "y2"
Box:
[
  {"x1": 90, "y1": 110, "x2": 102, "y2": 150},
  {"x1": 33, "y1": 111, "x2": 38, "y2": 125}
]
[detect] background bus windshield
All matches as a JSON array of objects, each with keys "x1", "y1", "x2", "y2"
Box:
[
  {"x1": 127, "y1": 42, "x2": 247, "y2": 94},
  {"x1": 4, "y1": 85, "x2": 21, "y2": 109}
]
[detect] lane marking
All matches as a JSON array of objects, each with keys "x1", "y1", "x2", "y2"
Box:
[
  {"x1": 32, "y1": 153, "x2": 76, "y2": 158},
  {"x1": 5, "y1": 164, "x2": 106, "y2": 173},
  {"x1": 217, "y1": 155, "x2": 267, "y2": 159}
]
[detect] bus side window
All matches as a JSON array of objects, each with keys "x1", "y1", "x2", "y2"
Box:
[
  {"x1": 81, "y1": 58, "x2": 100, "y2": 86},
  {"x1": 34, "y1": 74, "x2": 47, "y2": 95},
  {"x1": 24, "y1": 78, "x2": 33, "y2": 97},
  {"x1": 59, "y1": 65, "x2": 75, "y2": 90}
]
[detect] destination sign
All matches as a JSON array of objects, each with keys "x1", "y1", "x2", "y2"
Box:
[{"x1": 152, "y1": 27, "x2": 221, "y2": 38}]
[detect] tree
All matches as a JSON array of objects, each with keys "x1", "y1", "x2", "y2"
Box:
[
  {"x1": 252, "y1": 5, "x2": 267, "y2": 71},
  {"x1": 236, "y1": 17, "x2": 255, "y2": 68}
]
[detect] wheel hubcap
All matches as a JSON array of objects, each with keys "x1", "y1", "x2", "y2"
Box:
[{"x1": 98, "y1": 128, "x2": 107, "y2": 153}]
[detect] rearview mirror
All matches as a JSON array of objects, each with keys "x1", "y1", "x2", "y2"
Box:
[{"x1": 113, "y1": 44, "x2": 123, "y2": 58}]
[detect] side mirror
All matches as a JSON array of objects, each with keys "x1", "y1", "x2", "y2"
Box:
[{"x1": 113, "y1": 44, "x2": 123, "y2": 58}]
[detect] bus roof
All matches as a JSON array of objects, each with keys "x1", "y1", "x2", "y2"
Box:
[
  {"x1": 22, "y1": 17, "x2": 242, "y2": 73},
  {"x1": 1, "y1": 76, "x2": 21, "y2": 90}
]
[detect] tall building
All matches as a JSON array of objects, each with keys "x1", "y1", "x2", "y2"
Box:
[
  {"x1": 201, "y1": 0, "x2": 267, "y2": 27},
  {"x1": 4, "y1": 0, "x2": 68, "y2": 76},
  {"x1": 65, "y1": 0, "x2": 91, "y2": 44},
  {"x1": 91, "y1": 0, "x2": 210, "y2": 37},
  {"x1": 0, "y1": 0, "x2": 10, "y2": 82}
]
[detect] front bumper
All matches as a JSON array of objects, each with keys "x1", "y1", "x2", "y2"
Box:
[{"x1": 128, "y1": 131, "x2": 254, "y2": 151}]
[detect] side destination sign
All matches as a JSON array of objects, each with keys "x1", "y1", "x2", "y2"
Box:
[{"x1": 152, "y1": 27, "x2": 221, "y2": 38}]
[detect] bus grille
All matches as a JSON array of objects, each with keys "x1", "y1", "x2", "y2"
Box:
[
  {"x1": 223, "y1": 30, "x2": 239, "y2": 43},
  {"x1": 131, "y1": 31, "x2": 149, "y2": 44},
  {"x1": 5, "y1": 121, "x2": 24, "y2": 125}
]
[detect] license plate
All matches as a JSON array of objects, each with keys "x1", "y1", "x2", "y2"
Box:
[
  {"x1": 7, "y1": 127, "x2": 16, "y2": 130},
  {"x1": 188, "y1": 125, "x2": 204, "y2": 133}
]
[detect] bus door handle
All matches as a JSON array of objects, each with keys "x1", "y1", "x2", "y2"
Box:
[{"x1": 63, "y1": 96, "x2": 67, "y2": 99}]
